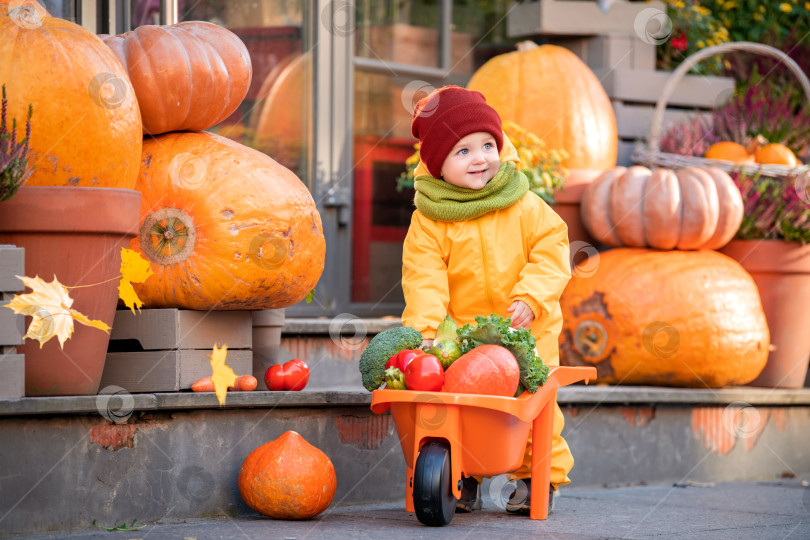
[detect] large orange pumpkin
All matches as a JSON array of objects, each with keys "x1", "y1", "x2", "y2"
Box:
[
  {"x1": 130, "y1": 131, "x2": 324, "y2": 310},
  {"x1": 580, "y1": 165, "x2": 743, "y2": 250},
  {"x1": 0, "y1": 1, "x2": 142, "y2": 188},
  {"x1": 238, "y1": 431, "x2": 337, "y2": 520},
  {"x1": 467, "y1": 41, "x2": 617, "y2": 189},
  {"x1": 560, "y1": 249, "x2": 769, "y2": 387},
  {"x1": 100, "y1": 21, "x2": 252, "y2": 135}
]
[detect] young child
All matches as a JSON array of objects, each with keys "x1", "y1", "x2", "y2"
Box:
[{"x1": 401, "y1": 85, "x2": 573, "y2": 515}]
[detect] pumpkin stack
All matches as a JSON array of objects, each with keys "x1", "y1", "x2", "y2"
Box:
[
  {"x1": 560, "y1": 165, "x2": 769, "y2": 387},
  {"x1": 100, "y1": 23, "x2": 325, "y2": 310}
]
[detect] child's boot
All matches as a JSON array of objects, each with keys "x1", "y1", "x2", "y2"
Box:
[
  {"x1": 505, "y1": 479, "x2": 556, "y2": 515},
  {"x1": 455, "y1": 476, "x2": 482, "y2": 512}
]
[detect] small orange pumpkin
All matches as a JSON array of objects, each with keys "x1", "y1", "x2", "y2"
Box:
[
  {"x1": 0, "y1": 1, "x2": 142, "y2": 188},
  {"x1": 130, "y1": 131, "x2": 325, "y2": 310},
  {"x1": 238, "y1": 431, "x2": 337, "y2": 520},
  {"x1": 580, "y1": 165, "x2": 743, "y2": 250},
  {"x1": 560, "y1": 249, "x2": 769, "y2": 388},
  {"x1": 704, "y1": 141, "x2": 754, "y2": 163},
  {"x1": 442, "y1": 345, "x2": 520, "y2": 397},
  {"x1": 100, "y1": 21, "x2": 252, "y2": 135},
  {"x1": 754, "y1": 142, "x2": 799, "y2": 167}
]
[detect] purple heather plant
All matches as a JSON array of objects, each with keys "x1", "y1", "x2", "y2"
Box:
[
  {"x1": 732, "y1": 170, "x2": 810, "y2": 245},
  {"x1": 659, "y1": 82, "x2": 810, "y2": 161},
  {"x1": 0, "y1": 84, "x2": 34, "y2": 202}
]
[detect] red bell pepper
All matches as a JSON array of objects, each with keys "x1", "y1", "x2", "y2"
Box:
[
  {"x1": 385, "y1": 349, "x2": 424, "y2": 372},
  {"x1": 264, "y1": 358, "x2": 310, "y2": 391},
  {"x1": 403, "y1": 354, "x2": 444, "y2": 392}
]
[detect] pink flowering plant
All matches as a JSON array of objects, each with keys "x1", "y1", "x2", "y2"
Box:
[
  {"x1": 733, "y1": 171, "x2": 810, "y2": 244},
  {"x1": 0, "y1": 85, "x2": 34, "y2": 202}
]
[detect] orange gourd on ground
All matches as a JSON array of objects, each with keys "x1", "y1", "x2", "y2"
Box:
[
  {"x1": 704, "y1": 141, "x2": 754, "y2": 163},
  {"x1": 580, "y1": 165, "x2": 743, "y2": 250},
  {"x1": 0, "y1": 1, "x2": 142, "y2": 188},
  {"x1": 100, "y1": 21, "x2": 252, "y2": 135},
  {"x1": 130, "y1": 131, "x2": 325, "y2": 310},
  {"x1": 559, "y1": 249, "x2": 769, "y2": 388},
  {"x1": 753, "y1": 142, "x2": 799, "y2": 167},
  {"x1": 238, "y1": 431, "x2": 337, "y2": 520},
  {"x1": 442, "y1": 345, "x2": 520, "y2": 397},
  {"x1": 467, "y1": 42, "x2": 617, "y2": 176}
]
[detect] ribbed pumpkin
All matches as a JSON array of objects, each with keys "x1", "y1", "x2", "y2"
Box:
[
  {"x1": 100, "y1": 21, "x2": 252, "y2": 135},
  {"x1": 467, "y1": 42, "x2": 617, "y2": 181},
  {"x1": 130, "y1": 131, "x2": 324, "y2": 310},
  {"x1": 580, "y1": 165, "x2": 743, "y2": 250},
  {"x1": 559, "y1": 249, "x2": 769, "y2": 387},
  {"x1": 0, "y1": 1, "x2": 142, "y2": 188},
  {"x1": 238, "y1": 431, "x2": 337, "y2": 520}
]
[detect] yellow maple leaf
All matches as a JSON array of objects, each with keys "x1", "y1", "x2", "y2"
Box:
[
  {"x1": 209, "y1": 344, "x2": 237, "y2": 406},
  {"x1": 118, "y1": 248, "x2": 153, "y2": 313},
  {"x1": 4, "y1": 275, "x2": 111, "y2": 349}
]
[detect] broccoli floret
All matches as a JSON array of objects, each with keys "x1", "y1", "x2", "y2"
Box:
[
  {"x1": 456, "y1": 314, "x2": 549, "y2": 395},
  {"x1": 359, "y1": 326, "x2": 423, "y2": 391}
]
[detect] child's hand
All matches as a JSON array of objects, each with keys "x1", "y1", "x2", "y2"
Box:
[
  {"x1": 421, "y1": 339, "x2": 434, "y2": 349},
  {"x1": 507, "y1": 300, "x2": 535, "y2": 329}
]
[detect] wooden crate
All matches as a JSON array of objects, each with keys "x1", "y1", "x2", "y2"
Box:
[
  {"x1": 507, "y1": 0, "x2": 666, "y2": 37},
  {"x1": 101, "y1": 309, "x2": 253, "y2": 393},
  {"x1": 0, "y1": 245, "x2": 25, "y2": 399}
]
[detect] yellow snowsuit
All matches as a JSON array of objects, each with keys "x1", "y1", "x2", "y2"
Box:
[{"x1": 402, "y1": 135, "x2": 574, "y2": 487}]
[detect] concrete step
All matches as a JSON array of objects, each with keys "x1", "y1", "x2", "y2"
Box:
[{"x1": 1, "y1": 386, "x2": 809, "y2": 536}]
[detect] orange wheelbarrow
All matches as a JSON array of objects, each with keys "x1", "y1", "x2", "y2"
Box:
[{"x1": 370, "y1": 366, "x2": 596, "y2": 526}]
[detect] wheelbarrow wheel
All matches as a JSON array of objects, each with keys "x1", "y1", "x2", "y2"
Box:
[{"x1": 413, "y1": 442, "x2": 456, "y2": 526}]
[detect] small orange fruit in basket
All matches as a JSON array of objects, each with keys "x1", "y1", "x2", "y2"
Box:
[
  {"x1": 704, "y1": 141, "x2": 755, "y2": 163},
  {"x1": 753, "y1": 143, "x2": 800, "y2": 167}
]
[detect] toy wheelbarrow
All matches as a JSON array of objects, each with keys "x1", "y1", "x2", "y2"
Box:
[{"x1": 370, "y1": 366, "x2": 596, "y2": 526}]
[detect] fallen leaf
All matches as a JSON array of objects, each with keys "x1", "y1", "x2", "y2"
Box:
[
  {"x1": 118, "y1": 248, "x2": 153, "y2": 313},
  {"x1": 4, "y1": 275, "x2": 110, "y2": 348},
  {"x1": 209, "y1": 344, "x2": 237, "y2": 406}
]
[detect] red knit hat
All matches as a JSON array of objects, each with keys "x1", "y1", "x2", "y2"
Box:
[{"x1": 411, "y1": 85, "x2": 503, "y2": 178}]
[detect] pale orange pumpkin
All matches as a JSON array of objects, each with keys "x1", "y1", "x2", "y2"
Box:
[
  {"x1": 100, "y1": 21, "x2": 252, "y2": 135},
  {"x1": 704, "y1": 141, "x2": 754, "y2": 163},
  {"x1": 0, "y1": 1, "x2": 142, "y2": 188},
  {"x1": 560, "y1": 249, "x2": 769, "y2": 387},
  {"x1": 130, "y1": 131, "x2": 324, "y2": 310},
  {"x1": 250, "y1": 51, "x2": 311, "y2": 172},
  {"x1": 754, "y1": 142, "x2": 800, "y2": 167},
  {"x1": 239, "y1": 431, "x2": 337, "y2": 520},
  {"x1": 467, "y1": 41, "x2": 617, "y2": 186},
  {"x1": 580, "y1": 165, "x2": 743, "y2": 250}
]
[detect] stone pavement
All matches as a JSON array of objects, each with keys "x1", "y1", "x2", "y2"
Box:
[{"x1": 6, "y1": 478, "x2": 809, "y2": 540}]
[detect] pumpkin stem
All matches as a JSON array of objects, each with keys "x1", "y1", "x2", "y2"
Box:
[
  {"x1": 516, "y1": 41, "x2": 539, "y2": 52},
  {"x1": 140, "y1": 208, "x2": 196, "y2": 265},
  {"x1": 745, "y1": 134, "x2": 768, "y2": 155}
]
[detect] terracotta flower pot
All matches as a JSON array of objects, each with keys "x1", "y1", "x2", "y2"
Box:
[
  {"x1": 719, "y1": 239, "x2": 810, "y2": 389},
  {"x1": 0, "y1": 187, "x2": 141, "y2": 396}
]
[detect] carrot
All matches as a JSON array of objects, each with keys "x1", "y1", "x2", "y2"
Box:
[{"x1": 191, "y1": 375, "x2": 257, "y2": 392}]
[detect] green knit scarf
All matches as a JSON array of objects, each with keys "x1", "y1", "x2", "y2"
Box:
[{"x1": 413, "y1": 161, "x2": 529, "y2": 221}]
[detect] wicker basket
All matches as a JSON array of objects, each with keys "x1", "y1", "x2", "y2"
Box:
[{"x1": 632, "y1": 41, "x2": 810, "y2": 182}]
